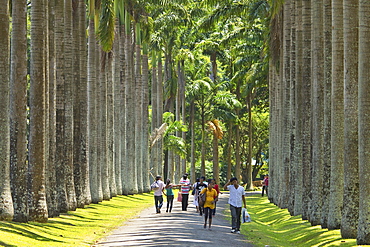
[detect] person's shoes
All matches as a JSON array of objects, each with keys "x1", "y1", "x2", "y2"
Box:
[
  {"x1": 204, "y1": 224, "x2": 207, "y2": 229},
  {"x1": 231, "y1": 229, "x2": 236, "y2": 233},
  {"x1": 166, "y1": 209, "x2": 168, "y2": 212},
  {"x1": 236, "y1": 230, "x2": 241, "y2": 234}
]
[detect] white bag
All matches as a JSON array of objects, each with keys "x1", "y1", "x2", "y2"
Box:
[
  {"x1": 151, "y1": 181, "x2": 159, "y2": 190},
  {"x1": 242, "y1": 207, "x2": 251, "y2": 223}
]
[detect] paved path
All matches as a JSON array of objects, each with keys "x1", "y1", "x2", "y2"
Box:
[{"x1": 94, "y1": 192, "x2": 254, "y2": 247}]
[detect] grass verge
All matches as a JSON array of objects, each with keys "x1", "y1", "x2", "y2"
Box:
[
  {"x1": 0, "y1": 193, "x2": 153, "y2": 247},
  {"x1": 224, "y1": 193, "x2": 358, "y2": 247}
]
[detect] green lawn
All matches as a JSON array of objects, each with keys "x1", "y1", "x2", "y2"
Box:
[
  {"x1": 0, "y1": 192, "x2": 359, "y2": 247},
  {"x1": 0, "y1": 193, "x2": 153, "y2": 247},
  {"x1": 226, "y1": 194, "x2": 358, "y2": 247}
]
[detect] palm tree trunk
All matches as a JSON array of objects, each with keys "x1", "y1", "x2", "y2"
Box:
[
  {"x1": 9, "y1": 0, "x2": 28, "y2": 222},
  {"x1": 321, "y1": 0, "x2": 332, "y2": 229},
  {"x1": 151, "y1": 51, "x2": 158, "y2": 181},
  {"x1": 301, "y1": 0, "x2": 312, "y2": 221},
  {"x1": 113, "y1": 19, "x2": 123, "y2": 195},
  {"x1": 310, "y1": 0, "x2": 325, "y2": 226},
  {"x1": 64, "y1": 0, "x2": 77, "y2": 211},
  {"x1": 88, "y1": 17, "x2": 101, "y2": 203},
  {"x1": 0, "y1": 0, "x2": 13, "y2": 221},
  {"x1": 100, "y1": 51, "x2": 110, "y2": 200},
  {"x1": 134, "y1": 23, "x2": 143, "y2": 193},
  {"x1": 293, "y1": 0, "x2": 303, "y2": 216},
  {"x1": 327, "y1": 0, "x2": 344, "y2": 230},
  {"x1": 142, "y1": 43, "x2": 150, "y2": 192},
  {"x1": 107, "y1": 51, "x2": 117, "y2": 197},
  {"x1": 46, "y1": 0, "x2": 58, "y2": 217},
  {"x1": 357, "y1": 1, "x2": 370, "y2": 244},
  {"x1": 157, "y1": 54, "x2": 164, "y2": 176},
  {"x1": 29, "y1": 0, "x2": 48, "y2": 222},
  {"x1": 190, "y1": 101, "x2": 196, "y2": 182},
  {"x1": 341, "y1": 0, "x2": 359, "y2": 238}
]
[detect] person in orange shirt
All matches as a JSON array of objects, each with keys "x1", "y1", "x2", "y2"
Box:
[{"x1": 200, "y1": 179, "x2": 218, "y2": 230}]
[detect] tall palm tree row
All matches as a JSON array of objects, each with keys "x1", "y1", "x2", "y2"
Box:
[
  {"x1": 0, "y1": 0, "x2": 270, "y2": 226},
  {"x1": 269, "y1": 0, "x2": 370, "y2": 243}
]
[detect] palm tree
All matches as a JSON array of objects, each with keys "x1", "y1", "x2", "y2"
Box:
[
  {"x1": 46, "y1": 0, "x2": 59, "y2": 218},
  {"x1": 341, "y1": 0, "x2": 359, "y2": 238},
  {"x1": 357, "y1": 1, "x2": 370, "y2": 244},
  {"x1": 327, "y1": 0, "x2": 344, "y2": 230},
  {"x1": 64, "y1": 0, "x2": 77, "y2": 211},
  {"x1": 310, "y1": 0, "x2": 324, "y2": 226},
  {"x1": 9, "y1": 0, "x2": 28, "y2": 222},
  {"x1": 301, "y1": 0, "x2": 312, "y2": 221},
  {"x1": 293, "y1": 0, "x2": 303, "y2": 216},
  {"x1": 88, "y1": 0, "x2": 103, "y2": 203},
  {"x1": 321, "y1": 0, "x2": 332, "y2": 229},
  {"x1": 29, "y1": 0, "x2": 48, "y2": 222},
  {"x1": 0, "y1": 0, "x2": 13, "y2": 221}
]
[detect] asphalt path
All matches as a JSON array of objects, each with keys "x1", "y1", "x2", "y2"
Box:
[{"x1": 94, "y1": 191, "x2": 254, "y2": 247}]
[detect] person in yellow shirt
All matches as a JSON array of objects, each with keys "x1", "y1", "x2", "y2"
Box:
[{"x1": 200, "y1": 179, "x2": 218, "y2": 230}]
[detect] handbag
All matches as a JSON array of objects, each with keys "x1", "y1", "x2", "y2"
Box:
[
  {"x1": 198, "y1": 192, "x2": 206, "y2": 207},
  {"x1": 177, "y1": 192, "x2": 182, "y2": 202}
]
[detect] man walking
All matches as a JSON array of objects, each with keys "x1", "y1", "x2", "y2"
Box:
[
  {"x1": 223, "y1": 177, "x2": 247, "y2": 234},
  {"x1": 179, "y1": 173, "x2": 191, "y2": 211}
]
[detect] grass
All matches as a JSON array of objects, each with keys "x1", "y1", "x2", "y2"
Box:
[
  {"x1": 0, "y1": 192, "x2": 359, "y2": 247},
  {"x1": 0, "y1": 193, "x2": 154, "y2": 247},
  {"x1": 224, "y1": 194, "x2": 358, "y2": 247}
]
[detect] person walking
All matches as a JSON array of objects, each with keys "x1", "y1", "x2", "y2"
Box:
[
  {"x1": 210, "y1": 178, "x2": 221, "y2": 216},
  {"x1": 223, "y1": 177, "x2": 247, "y2": 234},
  {"x1": 192, "y1": 178, "x2": 200, "y2": 213},
  {"x1": 151, "y1": 175, "x2": 165, "y2": 214},
  {"x1": 195, "y1": 176, "x2": 208, "y2": 216},
  {"x1": 200, "y1": 179, "x2": 218, "y2": 230},
  {"x1": 179, "y1": 174, "x2": 191, "y2": 211},
  {"x1": 165, "y1": 179, "x2": 175, "y2": 213},
  {"x1": 261, "y1": 175, "x2": 269, "y2": 197}
]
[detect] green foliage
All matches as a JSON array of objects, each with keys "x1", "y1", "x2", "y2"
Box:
[{"x1": 163, "y1": 112, "x2": 188, "y2": 158}]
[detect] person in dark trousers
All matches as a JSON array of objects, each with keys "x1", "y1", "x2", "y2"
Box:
[
  {"x1": 165, "y1": 179, "x2": 175, "y2": 212},
  {"x1": 152, "y1": 175, "x2": 165, "y2": 213},
  {"x1": 223, "y1": 177, "x2": 247, "y2": 234},
  {"x1": 178, "y1": 174, "x2": 191, "y2": 211},
  {"x1": 195, "y1": 176, "x2": 208, "y2": 216},
  {"x1": 261, "y1": 175, "x2": 269, "y2": 197}
]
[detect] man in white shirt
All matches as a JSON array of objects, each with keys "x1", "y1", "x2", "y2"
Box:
[
  {"x1": 223, "y1": 177, "x2": 247, "y2": 234},
  {"x1": 152, "y1": 175, "x2": 165, "y2": 213}
]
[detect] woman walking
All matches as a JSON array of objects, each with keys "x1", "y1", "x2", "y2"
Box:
[
  {"x1": 165, "y1": 179, "x2": 175, "y2": 212},
  {"x1": 200, "y1": 179, "x2": 218, "y2": 230}
]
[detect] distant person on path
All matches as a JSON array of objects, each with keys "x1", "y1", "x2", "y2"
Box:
[
  {"x1": 223, "y1": 177, "x2": 247, "y2": 234},
  {"x1": 261, "y1": 175, "x2": 269, "y2": 197},
  {"x1": 195, "y1": 176, "x2": 208, "y2": 216},
  {"x1": 200, "y1": 179, "x2": 218, "y2": 230},
  {"x1": 151, "y1": 175, "x2": 165, "y2": 213},
  {"x1": 179, "y1": 173, "x2": 191, "y2": 211},
  {"x1": 210, "y1": 178, "x2": 221, "y2": 216},
  {"x1": 192, "y1": 178, "x2": 200, "y2": 213},
  {"x1": 165, "y1": 179, "x2": 176, "y2": 213}
]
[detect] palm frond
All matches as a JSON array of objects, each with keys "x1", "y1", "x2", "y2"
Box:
[{"x1": 97, "y1": 0, "x2": 115, "y2": 52}]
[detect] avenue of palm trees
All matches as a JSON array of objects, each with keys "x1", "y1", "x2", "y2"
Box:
[{"x1": 0, "y1": 0, "x2": 369, "y2": 245}]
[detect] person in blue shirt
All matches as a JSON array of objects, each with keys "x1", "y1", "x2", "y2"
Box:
[{"x1": 164, "y1": 179, "x2": 176, "y2": 212}]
